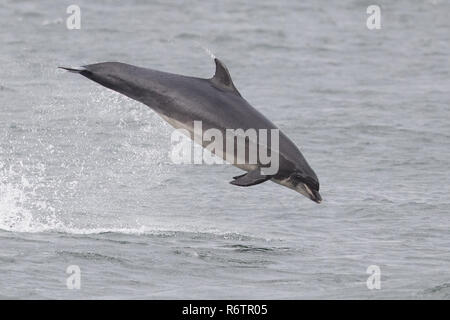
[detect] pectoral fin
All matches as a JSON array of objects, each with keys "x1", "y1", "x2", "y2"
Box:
[{"x1": 230, "y1": 169, "x2": 271, "y2": 187}]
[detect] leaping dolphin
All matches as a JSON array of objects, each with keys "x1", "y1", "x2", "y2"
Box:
[{"x1": 60, "y1": 58, "x2": 322, "y2": 203}]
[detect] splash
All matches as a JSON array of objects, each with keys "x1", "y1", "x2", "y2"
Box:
[
  {"x1": 0, "y1": 165, "x2": 61, "y2": 233},
  {"x1": 0, "y1": 163, "x2": 254, "y2": 239},
  {"x1": 0, "y1": 180, "x2": 34, "y2": 231}
]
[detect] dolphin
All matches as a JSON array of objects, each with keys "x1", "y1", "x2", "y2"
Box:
[{"x1": 60, "y1": 59, "x2": 322, "y2": 203}]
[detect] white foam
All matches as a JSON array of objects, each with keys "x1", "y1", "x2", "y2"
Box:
[
  {"x1": 0, "y1": 168, "x2": 226, "y2": 236},
  {"x1": 0, "y1": 164, "x2": 60, "y2": 233},
  {"x1": 0, "y1": 180, "x2": 61, "y2": 233},
  {"x1": 0, "y1": 164, "x2": 257, "y2": 240}
]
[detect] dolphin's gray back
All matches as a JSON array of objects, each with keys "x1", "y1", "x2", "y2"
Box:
[{"x1": 84, "y1": 62, "x2": 273, "y2": 129}]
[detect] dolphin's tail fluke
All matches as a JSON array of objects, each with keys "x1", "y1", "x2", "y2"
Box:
[{"x1": 58, "y1": 66, "x2": 87, "y2": 73}]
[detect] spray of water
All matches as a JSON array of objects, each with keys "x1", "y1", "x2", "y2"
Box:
[
  {"x1": 0, "y1": 163, "x2": 61, "y2": 232},
  {"x1": 194, "y1": 41, "x2": 216, "y2": 60}
]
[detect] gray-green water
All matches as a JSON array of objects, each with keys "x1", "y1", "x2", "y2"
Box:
[{"x1": 0, "y1": 0, "x2": 449, "y2": 299}]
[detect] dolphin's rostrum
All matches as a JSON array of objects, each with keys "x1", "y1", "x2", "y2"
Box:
[{"x1": 60, "y1": 58, "x2": 322, "y2": 203}]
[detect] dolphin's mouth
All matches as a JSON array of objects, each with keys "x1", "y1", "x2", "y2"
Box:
[{"x1": 303, "y1": 184, "x2": 322, "y2": 204}]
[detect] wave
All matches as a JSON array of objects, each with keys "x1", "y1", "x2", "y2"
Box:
[
  {"x1": 0, "y1": 176, "x2": 256, "y2": 239},
  {"x1": 0, "y1": 163, "x2": 269, "y2": 242},
  {"x1": 0, "y1": 219, "x2": 260, "y2": 243},
  {"x1": 420, "y1": 283, "x2": 450, "y2": 299}
]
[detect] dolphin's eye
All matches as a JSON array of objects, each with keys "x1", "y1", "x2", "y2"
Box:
[
  {"x1": 291, "y1": 173, "x2": 319, "y2": 191},
  {"x1": 289, "y1": 174, "x2": 303, "y2": 185},
  {"x1": 293, "y1": 173, "x2": 304, "y2": 180}
]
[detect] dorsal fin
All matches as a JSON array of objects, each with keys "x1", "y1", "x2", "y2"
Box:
[{"x1": 211, "y1": 58, "x2": 241, "y2": 97}]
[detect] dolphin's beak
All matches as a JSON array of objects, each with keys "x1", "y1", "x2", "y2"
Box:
[{"x1": 303, "y1": 184, "x2": 322, "y2": 204}]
